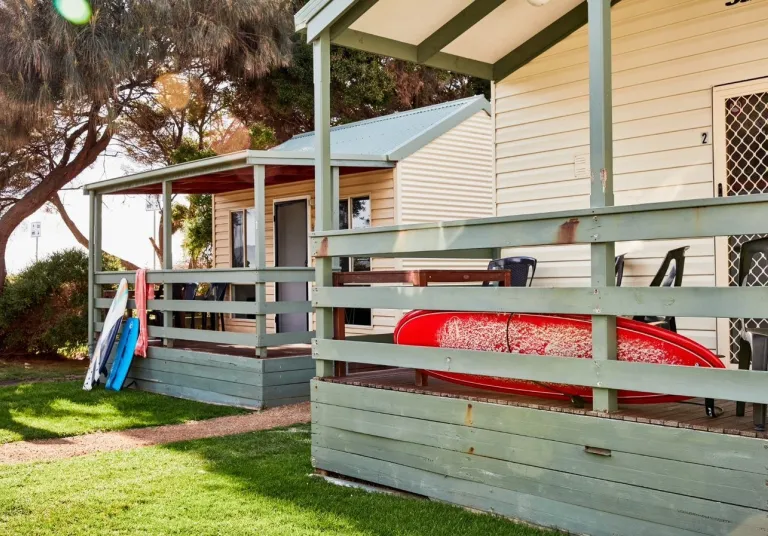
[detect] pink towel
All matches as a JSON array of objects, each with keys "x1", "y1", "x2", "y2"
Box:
[{"x1": 134, "y1": 268, "x2": 154, "y2": 358}]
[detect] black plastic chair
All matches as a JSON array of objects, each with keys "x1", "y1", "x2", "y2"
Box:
[
  {"x1": 199, "y1": 283, "x2": 228, "y2": 331},
  {"x1": 174, "y1": 283, "x2": 199, "y2": 328},
  {"x1": 734, "y1": 237, "x2": 768, "y2": 428},
  {"x1": 632, "y1": 246, "x2": 688, "y2": 333},
  {"x1": 484, "y1": 256, "x2": 537, "y2": 287},
  {"x1": 615, "y1": 254, "x2": 626, "y2": 287}
]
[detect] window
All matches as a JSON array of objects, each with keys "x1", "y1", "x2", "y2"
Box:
[
  {"x1": 339, "y1": 196, "x2": 372, "y2": 326},
  {"x1": 230, "y1": 208, "x2": 257, "y2": 268},
  {"x1": 231, "y1": 209, "x2": 258, "y2": 319}
]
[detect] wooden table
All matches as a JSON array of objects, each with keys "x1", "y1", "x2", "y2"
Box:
[{"x1": 332, "y1": 269, "x2": 513, "y2": 382}]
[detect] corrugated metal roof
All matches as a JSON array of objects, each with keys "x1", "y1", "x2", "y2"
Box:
[{"x1": 272, "y1": 95, "x2": 490, "y2": 160}]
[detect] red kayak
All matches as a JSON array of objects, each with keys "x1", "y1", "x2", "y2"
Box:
[{"x1": 394, "y1": 311, "x2": 725, "y2": 404}]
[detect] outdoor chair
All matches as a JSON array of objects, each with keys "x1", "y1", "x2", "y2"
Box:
[
  {"x1": 172, "y1": 283, "x2": 199, "y2": 328},
  {"x1": 632, "y1": 246, "x2": 688, "y2": 333},
  {"x1": 484, "y1": 256, "x2": 537, "y2": 287},
  {"x1": 734, "y1": 237, "x2": 768, "y2": 429},
  {"x1": 199, "y1": 283, "x2": 228, "y2": 331},
  {"x1": 615, "y1": 254, "x2": 626, "y2": 287}
]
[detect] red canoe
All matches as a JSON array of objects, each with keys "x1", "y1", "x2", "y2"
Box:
[{"x1": 393, "y1": 310, "x2": 725, "y2": 404}]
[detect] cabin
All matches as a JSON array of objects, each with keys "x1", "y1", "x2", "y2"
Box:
[
  {"x1": 298, "y1": 0, "x2": 768, "y2": 535},
  {"x1": 211, "y1": 96, "x2": 493, "y2": 338},
  {"x1": 82, "y1": 97, "x2": 493, "y2": 410}
]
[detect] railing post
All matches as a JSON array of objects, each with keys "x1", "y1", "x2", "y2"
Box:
[
  {"x1": 87, "y1": 192, "x2": 102, "y2": 357},
  {"x1": 313, "y1": 29, "x2": 336, "y2": 377},
  {"x1": 588, "y1": 0, "x2": 617, "y2": 412},
  {"x1": 162, "y1": 180, "x2": 174, "y2": 348},
  {"x1": 254, "y1": 165, "x2": 268, "y2": 358}
]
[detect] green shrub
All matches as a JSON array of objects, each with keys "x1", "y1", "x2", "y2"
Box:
[{"x1": 0, "y1": 249, "x2": 89, "y2": 356}]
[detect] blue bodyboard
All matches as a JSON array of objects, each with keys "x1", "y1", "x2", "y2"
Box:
[
  {"x1": 96, "y1": 317, "x2": 123, "y2": 385},
  {"x1": 106, "y1": 318, "x2": 140, "y2": 391}
]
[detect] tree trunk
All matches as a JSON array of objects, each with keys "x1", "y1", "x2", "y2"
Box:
[
  {"x1": 50, "y1": 194, "x2": 140, "y2": 271},
  {"x1": 0, "y1": 125, "x2": 111, "y2": 293}
]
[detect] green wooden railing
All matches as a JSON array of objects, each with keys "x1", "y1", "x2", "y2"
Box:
[
  {"x1": 310, "y1": 194, "x2": 768, "y2": 406},
  {"x1": 93, "y1": 267, "x2": 315, "y2": 357}
]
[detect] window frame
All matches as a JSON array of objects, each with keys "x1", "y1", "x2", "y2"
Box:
[{"x1": 339, "y1": 195, "x2": 373, "y2": 328}]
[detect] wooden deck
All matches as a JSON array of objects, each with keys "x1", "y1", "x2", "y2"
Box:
[{"x1": 326, "y1": 368, "x2": 767, "y2": 439}]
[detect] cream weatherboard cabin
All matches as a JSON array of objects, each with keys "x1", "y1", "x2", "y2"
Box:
[
  {"x1": 81, "y1": 96, "x2": 493, "y2": 409},
  {"x1": 295, "y1": 0, "x2": 768, "y2": 535},
  {"x1": 211, "y1": 96, "x2": 493, "y2": 338}
]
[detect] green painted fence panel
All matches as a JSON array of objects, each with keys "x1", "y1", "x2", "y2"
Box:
[
  {"x1": 261, "y1": 368, "x2": 316, "y2": 387},
  {"x1": 127, "y1": 367, "x2": 262, "y2": 400},
  {"x1": 312, "y1": 285, "x2": 768, "y2": 319},
  {"x1": 145, "y1": 347, "x2": 265, "y2": 372},
  {"x1": 131, "y1": 379, "x2": 263, "y2": 410},
  {"x1": 129, "y1": 358, "x2": 264, "y2": 386},
  {"x1": 311, "y1": 381, "x2": 767, "y2": 474},
  {"x1": 311, "y1": 194, "x2": 768, "y2": 257},
  {"x1": 314, "y1": 426, "x2": 765, "y2": 535},
  {"x1": 262, "y1": 356, "x2": 314, "y2": 373},
  {"x1": 311, "y1": 446, "x2": 704, "y2": 536},
  {"x1": 313, "y1": 339, "x2": 768, "y2": 404},
  {"x1": 313, "y1": 404, "x2": 766, "y2": 510}
]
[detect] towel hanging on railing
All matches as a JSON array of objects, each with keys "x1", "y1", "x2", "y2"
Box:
[{"x1": 134, "y1": 268, "x2": 154, "y2": 358}]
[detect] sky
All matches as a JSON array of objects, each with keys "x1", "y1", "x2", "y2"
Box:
[{"x1": 7, "y1": 148, "x2": 185, "y2": 275}]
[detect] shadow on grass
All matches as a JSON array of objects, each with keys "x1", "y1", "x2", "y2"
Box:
[
  {"x1": 161, "y1": 425, "x2": 552, "y2": 536},
  {"x1": 0, "y1": 381, "x2": 245, "y2": 443}
]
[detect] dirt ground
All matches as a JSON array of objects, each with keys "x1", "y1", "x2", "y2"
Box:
[{"x1": 0, "y1": 402, "x2": 311, "y2": 464}]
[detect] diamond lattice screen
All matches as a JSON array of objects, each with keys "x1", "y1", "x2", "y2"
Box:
[{"x1": 726, "y1": 91, "x2": 768, "y2": 363}]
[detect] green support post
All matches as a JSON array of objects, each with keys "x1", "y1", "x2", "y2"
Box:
[
  {"x1": 588, "y1": 0, "x2": 617, "y2": 412},
  {"x1": 313, "y1": 29, "x2": 335, "y2": 377},
  {"x1": 87, "y1": 193, "x2": 97, "y2": 357},
  {"x1": 332, "y1": 166, "x2": 340, "y2": 271},
  {"x1": 254, "y1": 165, "x2": 268, "y2": 358},
  {"x1": 162, "y1": 180, "x2": 174, "y2": 348}
]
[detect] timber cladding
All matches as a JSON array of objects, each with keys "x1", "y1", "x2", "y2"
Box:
[
  {"x1": 121, "y1": 347, "x2": 314, "y2": 409},
  {"x1": 494, "y1": 0, "x2": 768, "y2": 353},
  {"x1": 212, "y1": 169, "x2": 397, "y2": 337},
  {"x1": 311, "y1": 380, "x2": 768, "y2": 535}
]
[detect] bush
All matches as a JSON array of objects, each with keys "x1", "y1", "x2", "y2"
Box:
[{"x1": 0, "y1": 249, "x2": 89, "y2": 357}]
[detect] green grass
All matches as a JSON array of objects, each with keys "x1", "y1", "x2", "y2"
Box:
[
  {"x1": 0, "y1": 358, "x2": 86, "y2": 383},
  {"x1": 0, "y1": 425, "x2": 551, "y2": 536},
  {"x1": 0, "y1": 381, "x2": 247, "y2": 444}
]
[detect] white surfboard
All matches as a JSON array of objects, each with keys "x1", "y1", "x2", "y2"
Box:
[{"x1": 84, "y1": 278, "x2": 129, "y2": 391}]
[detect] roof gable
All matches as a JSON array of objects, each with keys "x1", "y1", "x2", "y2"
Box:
[{"x1": 272, "y1": 95, "x2": 489, "y2": 160}]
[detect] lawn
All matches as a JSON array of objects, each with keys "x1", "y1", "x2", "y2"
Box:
[
  {"x1": 0, "y1": 425, "x2": 551, "y2": 536},
  {"x1": 0, "y1": 381, "x2": 247, "y2": 444}
]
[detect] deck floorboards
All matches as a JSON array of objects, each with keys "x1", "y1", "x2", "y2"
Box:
[{"x1": 325, "y1": 368, "x2": 767, "y2": 439}]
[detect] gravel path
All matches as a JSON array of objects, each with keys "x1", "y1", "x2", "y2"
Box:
[{"x1": 0, "y1": 402, "x2": 310, "y2": 465}]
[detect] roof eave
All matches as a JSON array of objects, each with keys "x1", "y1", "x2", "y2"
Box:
[{"x1": 83, "y1": 150, "x2": 393, "y2": 196}]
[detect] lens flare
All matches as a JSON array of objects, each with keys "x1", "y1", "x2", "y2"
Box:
[
  {"x1": 53, "y1": 0, "x2": 92, "y2": 25},
  {"x1": 154, "y1": 73, "x2": 192, "y2": 111}
]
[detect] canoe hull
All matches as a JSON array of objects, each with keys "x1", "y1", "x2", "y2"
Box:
[{"x1": 393, "y1": 311, "x2": 725, "y2": 404}]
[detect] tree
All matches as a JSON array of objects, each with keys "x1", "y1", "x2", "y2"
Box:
[
  {"x1": 165, "y1": 142, "x2": 216, "y2": 269},
  {"x1": 230, "y1": 33, "x2": 491, "y2": 141},
  {"x1": 0, "y1": 0, "x2": 293, "y2": 291}
]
